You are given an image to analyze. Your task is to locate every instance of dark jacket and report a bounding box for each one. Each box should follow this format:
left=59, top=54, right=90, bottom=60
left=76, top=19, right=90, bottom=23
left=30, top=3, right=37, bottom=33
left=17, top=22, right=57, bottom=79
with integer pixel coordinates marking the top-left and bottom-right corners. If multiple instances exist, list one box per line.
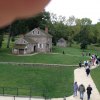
left=86, top=68, right=90, bottom=75
left=79, top=62, right=82, bottom=67
left=87, top=86, right=92, bottom=94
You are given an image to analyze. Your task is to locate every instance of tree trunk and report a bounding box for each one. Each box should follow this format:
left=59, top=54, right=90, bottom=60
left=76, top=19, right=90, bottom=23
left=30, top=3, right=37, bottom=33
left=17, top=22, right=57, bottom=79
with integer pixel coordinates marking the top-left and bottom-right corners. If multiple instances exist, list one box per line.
left=7, top=25, right=12, bottom=48
left=7, top=33, right=11, bottom=48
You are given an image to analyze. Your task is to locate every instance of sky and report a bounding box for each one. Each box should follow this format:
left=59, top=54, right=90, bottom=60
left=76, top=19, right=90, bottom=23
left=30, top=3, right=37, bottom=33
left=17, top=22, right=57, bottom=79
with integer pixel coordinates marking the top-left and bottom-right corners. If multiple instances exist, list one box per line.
left=45, top=0, right=100, bottom=24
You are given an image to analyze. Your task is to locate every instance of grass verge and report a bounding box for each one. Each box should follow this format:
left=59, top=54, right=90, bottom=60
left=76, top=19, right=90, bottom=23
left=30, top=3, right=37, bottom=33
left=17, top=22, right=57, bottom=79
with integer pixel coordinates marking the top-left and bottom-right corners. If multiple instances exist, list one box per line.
left=0, top=64, right=75, bottom=98
left=91, top=67, right=100, bottom=92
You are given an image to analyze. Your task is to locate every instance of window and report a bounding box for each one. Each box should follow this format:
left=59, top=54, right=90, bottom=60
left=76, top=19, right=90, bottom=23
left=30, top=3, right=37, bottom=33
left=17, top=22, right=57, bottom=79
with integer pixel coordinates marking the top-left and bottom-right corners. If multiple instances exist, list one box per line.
left=42, top=44, right=43, bottom=48
left=38, top=31, right=39, bottom=34
left=38, top=44, right=43, bottom=48
left=40, top=44, right=41, bottom=48
left=38, top=44, right=40, bottom=48
left=46, top=44, right=49, bottom=48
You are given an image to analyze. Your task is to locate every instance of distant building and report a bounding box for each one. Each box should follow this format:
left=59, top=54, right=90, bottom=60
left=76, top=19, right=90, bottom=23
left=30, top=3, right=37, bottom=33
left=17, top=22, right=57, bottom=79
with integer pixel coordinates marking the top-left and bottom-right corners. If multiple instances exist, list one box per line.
left=56, top=38, right=67, bottom=47
left=12, top=27, right=52, bottom=55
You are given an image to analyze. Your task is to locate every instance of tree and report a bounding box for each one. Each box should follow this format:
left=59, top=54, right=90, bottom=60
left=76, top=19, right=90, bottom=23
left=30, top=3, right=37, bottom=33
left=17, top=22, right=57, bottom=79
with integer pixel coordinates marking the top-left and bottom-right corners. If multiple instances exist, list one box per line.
left=74, top=18, right=94, bottom=49
left=25, top=11, right=51, bottom=31
left=94, top=22, right=100, bottom=45
left=6, top=19, right=28, bottom=48
left=0, top=32, right=3, bottom=48
left=81, top=18, right=92, bottom=26
left=80, top=40, right=88, bottom=50
left=66, top=16, right=76, bottom=46
left=66, top=16, right=75, bottom=26
left=0, top=26, right=8, bottom=48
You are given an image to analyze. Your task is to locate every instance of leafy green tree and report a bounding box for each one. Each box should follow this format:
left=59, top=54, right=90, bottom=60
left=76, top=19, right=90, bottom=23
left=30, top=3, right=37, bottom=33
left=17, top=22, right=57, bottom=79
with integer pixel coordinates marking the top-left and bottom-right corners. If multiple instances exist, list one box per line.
left=25, top=11, right=51, bottom=31
left=0, top=26, right=8, bottom=48
left=81, top=18, right=92, bottom=25
left=67, top=16, right=75, bottom=26
left=0, top=33, right=3, bottom=48
left=94, top=22, right=100, bottom=45
left=80, top=40, right=88, bottom=50
left=74, top=18, right=94, bottom=49
left=66, top=16, right=76, bottom=46
left=7, top=19, right=28, bottom=48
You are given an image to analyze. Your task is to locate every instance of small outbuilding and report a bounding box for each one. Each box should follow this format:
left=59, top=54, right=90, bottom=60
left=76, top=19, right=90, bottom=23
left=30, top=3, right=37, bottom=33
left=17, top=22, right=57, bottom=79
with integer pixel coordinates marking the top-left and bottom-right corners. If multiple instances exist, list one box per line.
left=56, top=38, right=67, bottom=47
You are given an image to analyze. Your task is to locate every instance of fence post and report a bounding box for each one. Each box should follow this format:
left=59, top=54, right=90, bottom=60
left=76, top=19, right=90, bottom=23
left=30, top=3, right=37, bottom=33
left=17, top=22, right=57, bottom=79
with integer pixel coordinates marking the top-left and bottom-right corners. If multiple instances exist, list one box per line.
left=29, top=88, right=32, bottom=100
left=14, top=96, right=15, bottom=100
left=63, top=97, right=66, bottom=100
left=16, top=88, right=18, bottom=96
left=2, top=87, right=4, bottom=96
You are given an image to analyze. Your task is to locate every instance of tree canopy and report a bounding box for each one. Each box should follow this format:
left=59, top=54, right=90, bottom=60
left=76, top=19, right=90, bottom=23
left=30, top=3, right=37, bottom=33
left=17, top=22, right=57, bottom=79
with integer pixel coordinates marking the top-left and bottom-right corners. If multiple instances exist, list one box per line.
left=0, top=11, right=100, bottom=49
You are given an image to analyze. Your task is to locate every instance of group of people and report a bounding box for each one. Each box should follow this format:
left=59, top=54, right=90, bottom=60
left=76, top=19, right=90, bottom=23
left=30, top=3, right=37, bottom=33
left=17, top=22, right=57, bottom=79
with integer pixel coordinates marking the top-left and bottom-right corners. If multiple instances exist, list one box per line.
left=73, top=82, right=92, bottom=100
left=79, top=60, right=91, bottom=76
left=79, top=52, right=100, bottom=77
left=90, top=54, right=100, bottom=65
left=82, top=52, right=100, bottom=66
left=76, top=52, right=98, bottom=100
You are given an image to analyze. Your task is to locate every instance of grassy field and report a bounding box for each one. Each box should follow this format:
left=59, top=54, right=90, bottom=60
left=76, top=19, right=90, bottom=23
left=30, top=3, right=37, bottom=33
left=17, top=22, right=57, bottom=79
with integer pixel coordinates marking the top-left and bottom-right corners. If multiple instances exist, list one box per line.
left=1, top=36, right=100, bottom=65
left=0, top=37, right=100, bottom=97
left=0, top=47, right=90, bottom=65
left=0, top=64, right=75, bottom=98
left=91, top=67, right=100, bottom=92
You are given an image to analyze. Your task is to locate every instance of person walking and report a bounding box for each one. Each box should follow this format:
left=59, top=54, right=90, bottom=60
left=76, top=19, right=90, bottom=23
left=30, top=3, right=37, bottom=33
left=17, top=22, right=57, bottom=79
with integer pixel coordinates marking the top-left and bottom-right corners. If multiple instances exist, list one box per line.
left=88, top=52, right=91, bottom=56
left=78, top=84, right=85, bottom=100
left=62, top=51, right=65, bottom=54
left=73, top=82, right=78, bottom=97
left=86, top=67, right=90, bottom=76
left=87, top=85, right=92, bottom=100
left=79, top=61, right=82, bottom=68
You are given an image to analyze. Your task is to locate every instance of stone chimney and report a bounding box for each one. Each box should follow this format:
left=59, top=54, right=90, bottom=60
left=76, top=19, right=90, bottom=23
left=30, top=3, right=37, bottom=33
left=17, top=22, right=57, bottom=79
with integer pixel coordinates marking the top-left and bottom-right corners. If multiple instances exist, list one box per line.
left=45, top=27, right=48, bottom=33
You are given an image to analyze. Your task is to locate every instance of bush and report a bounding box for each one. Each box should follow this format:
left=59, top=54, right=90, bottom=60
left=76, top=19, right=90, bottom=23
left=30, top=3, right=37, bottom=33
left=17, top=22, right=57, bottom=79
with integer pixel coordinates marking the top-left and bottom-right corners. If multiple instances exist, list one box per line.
left=80, top=40, right=88, bottom=49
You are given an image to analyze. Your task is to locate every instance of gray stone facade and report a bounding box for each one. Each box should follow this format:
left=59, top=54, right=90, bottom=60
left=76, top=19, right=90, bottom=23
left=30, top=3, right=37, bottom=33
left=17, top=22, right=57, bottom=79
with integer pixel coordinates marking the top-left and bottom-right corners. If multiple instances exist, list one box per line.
left=12, top=28, right=52, bottom=55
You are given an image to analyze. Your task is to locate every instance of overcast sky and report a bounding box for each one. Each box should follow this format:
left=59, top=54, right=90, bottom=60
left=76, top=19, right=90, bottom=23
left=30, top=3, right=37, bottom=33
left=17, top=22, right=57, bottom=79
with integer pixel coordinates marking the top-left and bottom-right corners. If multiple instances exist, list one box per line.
left=45, top=0, right=100, bottom=24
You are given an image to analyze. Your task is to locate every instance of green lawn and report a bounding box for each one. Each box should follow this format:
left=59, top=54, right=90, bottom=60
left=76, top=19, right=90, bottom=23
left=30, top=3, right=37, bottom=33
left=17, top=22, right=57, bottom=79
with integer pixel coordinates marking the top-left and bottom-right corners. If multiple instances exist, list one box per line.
left=0, top=64, right=74, bottom=98
left=0, top=47, right=89, bottom=65
left=53, top=46, right=100, bottom=56
left=1, top=39, right=100, bottom=97
left=1, top=39, right=100, bottom=65
left=91, top=67, right=100, bottom=92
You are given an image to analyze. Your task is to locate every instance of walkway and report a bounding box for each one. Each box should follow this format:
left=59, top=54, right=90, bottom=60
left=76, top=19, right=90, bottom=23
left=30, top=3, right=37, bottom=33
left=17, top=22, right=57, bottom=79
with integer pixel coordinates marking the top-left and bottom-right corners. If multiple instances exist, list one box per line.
left=0, top=62, right=78, bottom=67
left=52, top=65, right=100, bottom=100
left=0, top=65, right=100, bottom=100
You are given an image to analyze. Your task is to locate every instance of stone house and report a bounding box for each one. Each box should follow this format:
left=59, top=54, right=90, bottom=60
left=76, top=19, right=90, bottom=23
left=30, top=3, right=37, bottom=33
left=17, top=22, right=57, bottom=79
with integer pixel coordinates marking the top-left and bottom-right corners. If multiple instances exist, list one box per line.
left=56, top=38, right=67, bottom=47
left=12, top=27, right=52, bottom=55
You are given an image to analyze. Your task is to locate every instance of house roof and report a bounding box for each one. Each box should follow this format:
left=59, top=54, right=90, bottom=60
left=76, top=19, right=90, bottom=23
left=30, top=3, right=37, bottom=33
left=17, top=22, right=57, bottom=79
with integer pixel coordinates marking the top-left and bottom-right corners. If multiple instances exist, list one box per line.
left=25, top=28, right=52, bottom=38
left=15, top=37, right=37, bottom=45
left=24, top=37, right=37, bottom=44
left=58, top=38, right=66, bottom=42
left=15, top=38, right=28, bottom=44
left=39, top=28, right=52, bottom=37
